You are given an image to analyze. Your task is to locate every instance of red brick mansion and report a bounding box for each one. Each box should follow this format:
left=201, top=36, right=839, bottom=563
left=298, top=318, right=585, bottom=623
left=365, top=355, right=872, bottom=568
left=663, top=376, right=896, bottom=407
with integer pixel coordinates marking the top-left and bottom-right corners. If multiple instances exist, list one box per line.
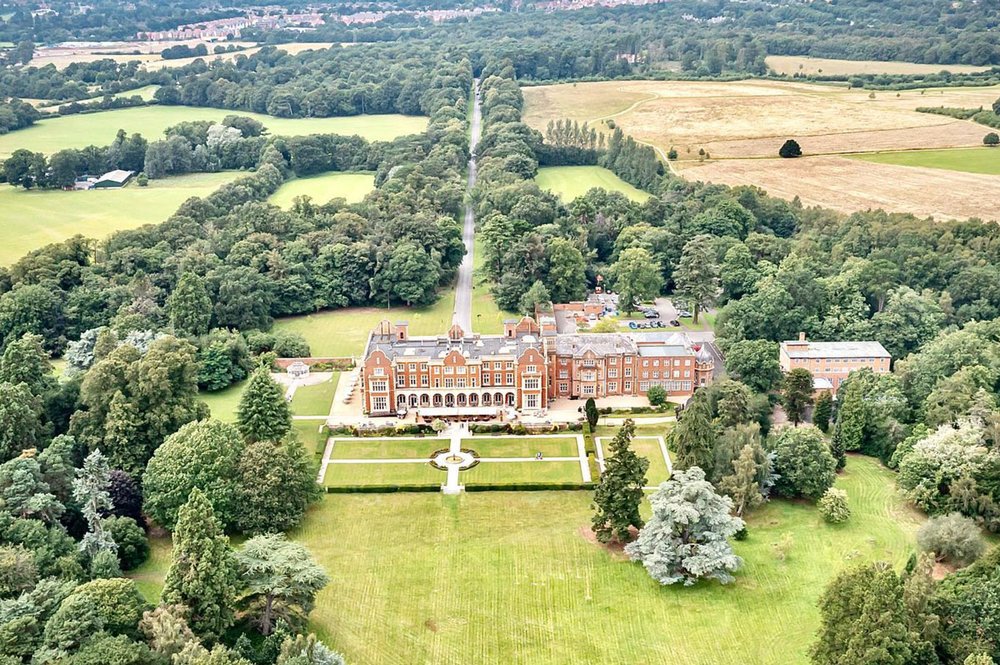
left=361, top=317, right=714, bottom=418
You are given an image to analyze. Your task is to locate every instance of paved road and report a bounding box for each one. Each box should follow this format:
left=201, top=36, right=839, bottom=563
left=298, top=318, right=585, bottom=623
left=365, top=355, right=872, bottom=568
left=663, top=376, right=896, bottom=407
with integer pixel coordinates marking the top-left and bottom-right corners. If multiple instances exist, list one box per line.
left=452, top=79, right=481, bottom=333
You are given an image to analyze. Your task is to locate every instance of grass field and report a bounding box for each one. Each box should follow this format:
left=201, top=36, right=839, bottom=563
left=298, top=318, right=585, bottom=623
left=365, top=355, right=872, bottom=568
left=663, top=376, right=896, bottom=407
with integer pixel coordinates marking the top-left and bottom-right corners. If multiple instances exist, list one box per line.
left=0, top=106, right=428, bottom=156
left=462, top=460, right=585, bottom=485
left=282, top=455, right=922, bottom=664
left=523, top=79, right=1000, bottom=219
left=471, top=237, right=516, bottom=335
left=766, top=55, right=994, bottom=76
left=329, top=438, right=447, bottom=460
left=290, top=375, right=340, bottom=417
left=268, top=172, right=375, bottom=208
left=462, top=436, right=580, bottom=458
left=535, top=166, right=650, bottom=203
left=0, top=171, right=240, bottom=265
left=851, top=147, right=1000, bottom=175
left=685, top=155, right=1000, bottom=222
left=198, top=378, right=248, bottom=422
left=322, top=461, right=444, bottom=487
left=272, top=291, right=456, bottom=358
left=598, top=436, right=672, bottom=485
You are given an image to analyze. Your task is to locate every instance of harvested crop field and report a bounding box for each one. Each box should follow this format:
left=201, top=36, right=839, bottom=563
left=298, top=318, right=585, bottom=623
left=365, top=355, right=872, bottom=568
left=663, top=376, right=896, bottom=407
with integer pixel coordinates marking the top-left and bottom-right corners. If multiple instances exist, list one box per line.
left=683, top=156, right=1000, bottom=222
left=765, top=55, right=995, bottom=76
left=522, top=80, right=1000, bottom=159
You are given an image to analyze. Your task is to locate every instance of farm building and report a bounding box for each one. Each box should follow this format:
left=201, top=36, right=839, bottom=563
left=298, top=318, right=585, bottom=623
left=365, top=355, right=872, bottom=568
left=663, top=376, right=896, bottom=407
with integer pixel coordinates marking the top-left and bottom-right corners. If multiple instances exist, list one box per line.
left=93, top=170, right=135, bottom=188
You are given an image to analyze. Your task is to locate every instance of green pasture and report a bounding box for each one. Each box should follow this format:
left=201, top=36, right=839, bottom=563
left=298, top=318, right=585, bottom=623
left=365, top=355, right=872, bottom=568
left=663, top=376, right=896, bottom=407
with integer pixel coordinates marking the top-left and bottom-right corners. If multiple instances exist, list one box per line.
left=290, top=374, right=340, bottom=417
left=328, top=438, right=447, bottom=460
left=462, top=436, right=580, bottom=458
left=268, top=172, right=375, bottom=208
left=461, top=460, right=585, bottom=485
left=851, top=147, right=1000, bottom=175
left=0, top=171, right=240, bottom=265
left=535, top=165, right=651, bottom=204
left=0, top=106, right=428, bottom=155
left=322, top=461, right=444, bottom=487
left=272, top=290, right=456, bottom=358
left=129, top=456, right=921, bottom=663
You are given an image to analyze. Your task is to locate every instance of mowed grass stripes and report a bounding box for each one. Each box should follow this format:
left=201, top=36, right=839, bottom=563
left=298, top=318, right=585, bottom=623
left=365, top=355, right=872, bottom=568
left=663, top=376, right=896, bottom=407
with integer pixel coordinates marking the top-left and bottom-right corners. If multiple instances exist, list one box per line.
left=288, top=455, right=919, bottom=664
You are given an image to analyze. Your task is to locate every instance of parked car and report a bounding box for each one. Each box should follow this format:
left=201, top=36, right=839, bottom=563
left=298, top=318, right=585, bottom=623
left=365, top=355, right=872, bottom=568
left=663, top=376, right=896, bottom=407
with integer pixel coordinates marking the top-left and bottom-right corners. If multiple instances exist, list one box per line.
left=677, top=310, right=692, bottom=318
left=643, top=310, right=660, bottom=319
left=669, top=319, right=681, bottom=327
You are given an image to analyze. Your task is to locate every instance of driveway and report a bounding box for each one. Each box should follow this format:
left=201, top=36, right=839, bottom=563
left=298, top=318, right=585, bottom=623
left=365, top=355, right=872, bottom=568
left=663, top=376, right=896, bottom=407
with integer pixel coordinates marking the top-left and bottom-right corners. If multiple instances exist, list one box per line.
left=452, top=79, right=481, bottom=333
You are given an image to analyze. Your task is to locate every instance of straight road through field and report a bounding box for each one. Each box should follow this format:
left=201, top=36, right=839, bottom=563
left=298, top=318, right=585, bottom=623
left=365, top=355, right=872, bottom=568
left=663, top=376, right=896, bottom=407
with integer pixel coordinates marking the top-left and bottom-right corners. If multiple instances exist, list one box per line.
left=453, top=79, right=481, bottom=333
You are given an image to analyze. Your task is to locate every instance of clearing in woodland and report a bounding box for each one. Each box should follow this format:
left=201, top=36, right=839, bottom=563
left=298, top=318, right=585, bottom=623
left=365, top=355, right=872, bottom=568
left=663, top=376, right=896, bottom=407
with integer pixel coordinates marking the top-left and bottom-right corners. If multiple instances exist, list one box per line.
left=268, top=172, right=375, bottom=208
left=535, top=165, right=650, bottom=203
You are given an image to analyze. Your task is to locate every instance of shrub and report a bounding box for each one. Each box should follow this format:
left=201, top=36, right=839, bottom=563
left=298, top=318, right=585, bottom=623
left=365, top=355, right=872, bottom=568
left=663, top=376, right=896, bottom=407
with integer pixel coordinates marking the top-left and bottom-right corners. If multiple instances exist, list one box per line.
left=771, top=425, right=837, bottom=500
left=778, top=139, right=802, bottom=158
left=917, top=513, right=986, bottom=567
left=646, top=385, right=667, bottom=407
left=105, top=516, right=149, bottom=570
left=818, top=488, right=851, bottom=524
left=272, top=331, right=310, bottom=358
left=985, top=132, right=1000, bottom=146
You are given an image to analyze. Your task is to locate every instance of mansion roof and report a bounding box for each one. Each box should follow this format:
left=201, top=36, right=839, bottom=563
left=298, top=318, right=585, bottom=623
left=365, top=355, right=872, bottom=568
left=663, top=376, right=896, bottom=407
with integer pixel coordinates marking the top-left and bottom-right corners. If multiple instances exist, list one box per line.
left=366, top=332, right=541, bottom=362
left=781, top=340, right=890, bottom=359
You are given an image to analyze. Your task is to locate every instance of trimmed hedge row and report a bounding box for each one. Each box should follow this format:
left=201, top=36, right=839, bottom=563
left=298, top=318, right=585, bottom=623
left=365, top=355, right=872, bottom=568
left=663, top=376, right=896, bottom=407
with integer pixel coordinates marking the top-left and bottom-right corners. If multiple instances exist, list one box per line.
left=325, top=484, right=441, bottom=493
left=325, top=482, right=598, bottom=493
left=327, top=424, right=435, bottom=437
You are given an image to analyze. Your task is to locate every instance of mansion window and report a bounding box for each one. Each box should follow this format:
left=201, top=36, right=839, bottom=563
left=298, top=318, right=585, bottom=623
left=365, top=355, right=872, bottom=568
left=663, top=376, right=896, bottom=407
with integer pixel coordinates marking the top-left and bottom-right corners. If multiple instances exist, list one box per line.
left=582, top=385, right=595, bottom=396
left=483, top=375, right=491, bottom=386
left=558, top=382, right=569, bottom=393
left=624, top=367, right=633, bottom=377
left=624, top=381, right=632, bottom=392
left=525, top=394, right=539, bottom=409
left=639, top=381, right=649, bottom=392
left=396, top=376, right=406, bottom=387
left=409, top=377, right=417, bottom=387
left=370, top=380, right=388, bottom=392
left=470, top=378, right=477, bottom=387
left=457, top=366, right=467, bottom=374
left=372, top=396, right=388, bottom=412
left=373, top=367, right=385, bottom=376
left=559, top=370, right=569, bottom=379
left=608, top=369, right=618, bottom=378
left=421, top=376, right=428, bottom=387
left=444, top=378, right=454, bottom=388
left=642, top=360, right=649, bottom=367
left=583, top=359, right=595, bottom=367
left=684, top=371, right=691, bottom=378
left=434, top=379, right=441, bottom=388
left=685, top=359, right=691, bottom=366
left=457, top=379, right=466, bottom=388
left=445, top=367, right=454, bottom=374
left=526, top=365, right=538, bottom=373
left=673, top=370, right=680, bottom=378
left=505, top=362, right=514, bottom=369
left=505, top=373, right=514, bottom=384
left=608, top=382, right=618, bottom=393
left=652, top=372, right=660, bottom=379
left=625, top=357, right=633, bottom=364
left=582, top=371, right=596, bottom=382
left=523, top=378, right=540, bottom=390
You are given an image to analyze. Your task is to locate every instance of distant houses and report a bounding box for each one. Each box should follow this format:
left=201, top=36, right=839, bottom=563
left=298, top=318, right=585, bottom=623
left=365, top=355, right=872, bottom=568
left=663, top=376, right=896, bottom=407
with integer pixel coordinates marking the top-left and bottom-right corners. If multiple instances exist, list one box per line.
left=73, top=169, right=135, bottom=190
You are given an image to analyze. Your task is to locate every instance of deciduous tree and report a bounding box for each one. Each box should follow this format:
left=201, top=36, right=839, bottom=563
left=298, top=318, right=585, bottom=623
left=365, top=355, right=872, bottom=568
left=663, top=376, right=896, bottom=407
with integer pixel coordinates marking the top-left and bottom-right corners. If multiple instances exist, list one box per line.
left=610, top=247, right=663, bottom=315
left=771, top=425, right=836, bottom=501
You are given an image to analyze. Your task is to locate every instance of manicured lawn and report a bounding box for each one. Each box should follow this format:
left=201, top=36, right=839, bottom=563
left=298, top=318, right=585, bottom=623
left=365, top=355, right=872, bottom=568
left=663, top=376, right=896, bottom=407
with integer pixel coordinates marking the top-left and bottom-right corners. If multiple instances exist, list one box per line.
left=461, top=460, right=585, bottom=485
left=287, top=455, right=920, bottom=664
left=599, top=436, right=672, bottom=485
left=129, top=532, right=172, bottom=603
left=462, top=436, right=580, bottom=458
left=293, top=420, right=327, bottom=455
left=198, top=378, right=248, bottom=422
left=329, top=438, right=447, bottom=460
left=290, top=374, right=339, bottom=417
left=268, top=172, right=375, bottom=208
left=0, top=171, right=240, bottom=265
left=851, top=147, right=1000, bottom=175
left=271, top=291, right=456, bottom=358
left=471, top=236, right=516, bottom=334
left=0, top=107, right=428, bottom=155
left=535, top=165, right=651, bottom=203
left=322, top=461, right=445, bottom=487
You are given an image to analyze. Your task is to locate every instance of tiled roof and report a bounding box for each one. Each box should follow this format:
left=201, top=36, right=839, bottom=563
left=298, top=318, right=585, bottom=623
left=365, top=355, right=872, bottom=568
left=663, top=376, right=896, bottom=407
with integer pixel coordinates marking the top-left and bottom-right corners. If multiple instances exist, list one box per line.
left=366, top=331, right=540, bottom=362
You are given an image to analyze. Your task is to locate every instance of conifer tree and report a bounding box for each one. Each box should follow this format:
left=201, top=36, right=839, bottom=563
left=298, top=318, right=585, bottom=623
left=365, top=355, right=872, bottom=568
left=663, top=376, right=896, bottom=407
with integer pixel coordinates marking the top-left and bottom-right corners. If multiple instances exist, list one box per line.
left=168, top=272, right=212, bottom=336
left=813, top=390, right=833, bottom=433
left=591, top=420, right=649, bottom=544
left=671, top=390, right=716, bottom=472
left=584, top=397, right=599, bottom=431
left=833, top=379, right=866, bottom=463
left=162, top=489, right=237, bottom=641
left=73, top=449, right=116, bottom=559
left=237, top=367, right=292, bottom=443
